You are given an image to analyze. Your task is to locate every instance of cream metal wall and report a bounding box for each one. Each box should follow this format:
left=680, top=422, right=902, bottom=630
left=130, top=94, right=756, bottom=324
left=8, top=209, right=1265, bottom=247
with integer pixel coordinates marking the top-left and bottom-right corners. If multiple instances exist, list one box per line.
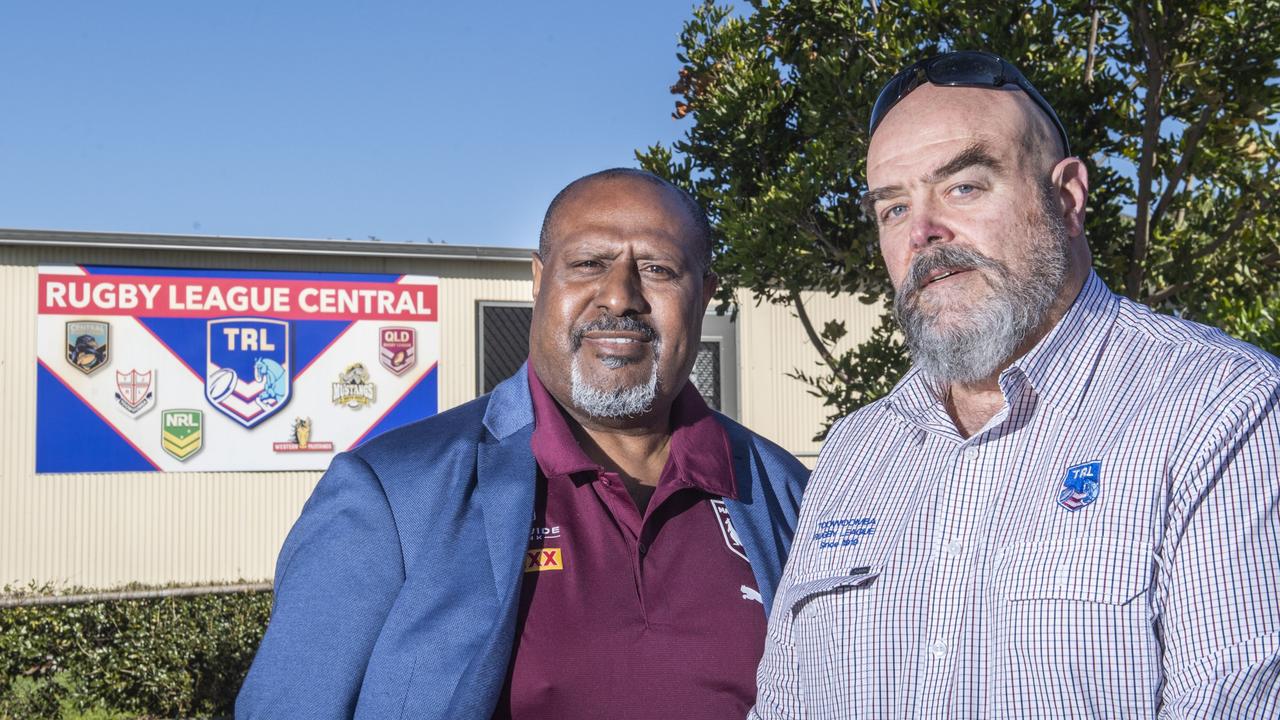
left=1, top=239, right=880, bottom=589
left=734, top=291, right=883, bottom=463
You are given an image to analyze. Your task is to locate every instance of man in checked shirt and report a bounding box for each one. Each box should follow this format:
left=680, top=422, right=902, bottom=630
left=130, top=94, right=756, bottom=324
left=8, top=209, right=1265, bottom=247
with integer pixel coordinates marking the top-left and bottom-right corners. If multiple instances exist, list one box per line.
left=752, top=51, right=1280, bottom=718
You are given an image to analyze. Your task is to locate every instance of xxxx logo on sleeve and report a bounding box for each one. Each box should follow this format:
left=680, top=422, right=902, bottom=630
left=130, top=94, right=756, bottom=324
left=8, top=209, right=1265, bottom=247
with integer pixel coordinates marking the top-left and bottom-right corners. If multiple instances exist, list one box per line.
left=524, top=548, right=564, bottom=573
left=161, top=409, right=203, bottom=461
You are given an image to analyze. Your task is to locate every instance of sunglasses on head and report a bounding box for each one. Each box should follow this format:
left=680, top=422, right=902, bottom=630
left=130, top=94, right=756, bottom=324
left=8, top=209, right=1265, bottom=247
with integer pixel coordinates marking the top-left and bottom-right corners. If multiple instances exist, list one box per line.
left=868, top=51, right=1071, bottom=157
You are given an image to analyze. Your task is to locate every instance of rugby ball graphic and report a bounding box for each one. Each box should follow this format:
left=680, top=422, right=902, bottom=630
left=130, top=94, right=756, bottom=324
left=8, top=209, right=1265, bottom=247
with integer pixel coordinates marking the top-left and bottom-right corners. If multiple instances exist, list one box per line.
left=208, top=368, right=238, bottom=402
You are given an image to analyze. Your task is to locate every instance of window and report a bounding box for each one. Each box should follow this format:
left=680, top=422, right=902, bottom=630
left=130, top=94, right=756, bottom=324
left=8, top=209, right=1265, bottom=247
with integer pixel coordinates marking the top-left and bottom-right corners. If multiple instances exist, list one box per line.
left=478, top=302, right=533, bottom=393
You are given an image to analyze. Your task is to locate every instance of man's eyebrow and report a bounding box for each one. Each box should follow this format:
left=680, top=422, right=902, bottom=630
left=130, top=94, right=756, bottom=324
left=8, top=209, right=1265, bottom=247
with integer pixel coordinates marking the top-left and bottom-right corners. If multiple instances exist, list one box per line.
left=926, top=143, right=1003, bottom=183
left=859, top=185, right=903, bottom=217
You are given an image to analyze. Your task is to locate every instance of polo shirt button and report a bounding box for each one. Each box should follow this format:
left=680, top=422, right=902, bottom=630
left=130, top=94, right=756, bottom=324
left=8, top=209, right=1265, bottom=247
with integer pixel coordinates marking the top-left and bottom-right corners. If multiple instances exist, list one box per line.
left=601, top=478, right=611, bottom=486
left=638, top=542, right=648, bottom=555
left=928, top=640, right=948, bottom=659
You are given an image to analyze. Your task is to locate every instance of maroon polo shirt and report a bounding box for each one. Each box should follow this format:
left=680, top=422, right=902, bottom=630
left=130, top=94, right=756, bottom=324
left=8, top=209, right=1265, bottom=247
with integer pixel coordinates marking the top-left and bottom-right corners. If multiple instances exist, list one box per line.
left=491, top=368, right=767, bottom=719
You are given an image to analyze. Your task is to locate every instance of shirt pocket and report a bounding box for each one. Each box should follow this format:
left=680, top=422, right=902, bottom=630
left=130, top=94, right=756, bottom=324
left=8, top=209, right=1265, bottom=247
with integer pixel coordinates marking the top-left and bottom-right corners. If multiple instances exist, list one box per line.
left=989, top=538, right=1159, bottom=717
left=782, top=566, right=884, bottom=696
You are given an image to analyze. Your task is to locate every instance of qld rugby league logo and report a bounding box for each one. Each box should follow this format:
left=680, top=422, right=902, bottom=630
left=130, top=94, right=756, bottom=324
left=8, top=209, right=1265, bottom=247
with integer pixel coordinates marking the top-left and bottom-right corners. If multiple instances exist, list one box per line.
left=710, top=499, right=748, bottom=562
left=379, top=326, right=416, bottom=376
left=204, top=318, right=291, bottom=428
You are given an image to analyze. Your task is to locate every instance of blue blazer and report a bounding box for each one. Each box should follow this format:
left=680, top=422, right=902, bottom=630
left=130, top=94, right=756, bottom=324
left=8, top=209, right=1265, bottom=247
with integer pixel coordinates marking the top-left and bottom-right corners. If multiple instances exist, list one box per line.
left=237, top=365, right=808, bottom=719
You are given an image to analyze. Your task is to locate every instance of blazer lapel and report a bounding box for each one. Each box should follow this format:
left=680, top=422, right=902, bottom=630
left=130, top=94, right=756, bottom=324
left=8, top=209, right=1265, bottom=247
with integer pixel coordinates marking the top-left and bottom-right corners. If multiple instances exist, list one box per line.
left=476, top=364, right=537, bottom=628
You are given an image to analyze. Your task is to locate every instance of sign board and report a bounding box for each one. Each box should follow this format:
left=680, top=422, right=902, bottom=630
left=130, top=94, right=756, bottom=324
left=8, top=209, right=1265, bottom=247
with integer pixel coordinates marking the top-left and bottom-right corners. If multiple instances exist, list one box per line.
left=35, top=264, right=439, bottom=473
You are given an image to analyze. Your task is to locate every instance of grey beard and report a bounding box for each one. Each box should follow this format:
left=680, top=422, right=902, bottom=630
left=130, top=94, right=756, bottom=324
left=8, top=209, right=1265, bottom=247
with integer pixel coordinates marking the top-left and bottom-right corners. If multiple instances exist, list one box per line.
left=570, top=352, right=660, bottom=418
left=894, top=207, right=1070, bottom=385
left=568, top=314, right=661, bottom=419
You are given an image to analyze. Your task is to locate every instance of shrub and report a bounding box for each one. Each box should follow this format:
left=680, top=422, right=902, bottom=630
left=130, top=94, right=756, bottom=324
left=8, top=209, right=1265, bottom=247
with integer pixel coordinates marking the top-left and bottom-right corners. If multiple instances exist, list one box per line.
left=0, top=585, right=272, bottom=719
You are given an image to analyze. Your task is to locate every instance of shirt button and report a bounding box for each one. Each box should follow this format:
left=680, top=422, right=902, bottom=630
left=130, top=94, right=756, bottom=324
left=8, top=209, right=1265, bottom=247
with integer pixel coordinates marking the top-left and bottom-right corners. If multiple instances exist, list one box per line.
left=601, top=478, right=611, bottom=486
left=962, top=446, right=979, bottom=461
left=943, top=539, right=964, bottom=558
left=637, top=542, right=648, bottom=555
left=928, top=640, right=948, bottom=659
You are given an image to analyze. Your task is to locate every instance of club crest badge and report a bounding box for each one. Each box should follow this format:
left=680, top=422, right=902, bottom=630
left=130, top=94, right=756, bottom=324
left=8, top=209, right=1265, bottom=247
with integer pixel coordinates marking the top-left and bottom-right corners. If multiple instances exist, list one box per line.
left=205, top=318, right=291, bottom=428
left=272, top=417, right=335, bottom=453
left=114, top=369, right=156, bottom=417
left=161, top=409, right=203, bottom=461
left=65, top=321, right=110, bottom=375
left=1058, top=460, right=1101, bottom=511
left=379, top=326, right=416, bottom=376
left=332, top=362, right=376, bottom=409
left=710, top=498, right=748, bottom=561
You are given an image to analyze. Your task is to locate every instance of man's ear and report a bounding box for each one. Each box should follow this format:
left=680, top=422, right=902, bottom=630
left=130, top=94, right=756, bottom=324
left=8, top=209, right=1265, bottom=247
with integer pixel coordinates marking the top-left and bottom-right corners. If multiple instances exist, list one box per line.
left=531, top=251, right=544, bottom=302
left=1051, top=157, right=1089, bottom=239
left=701, top=271, right=719, bottom=311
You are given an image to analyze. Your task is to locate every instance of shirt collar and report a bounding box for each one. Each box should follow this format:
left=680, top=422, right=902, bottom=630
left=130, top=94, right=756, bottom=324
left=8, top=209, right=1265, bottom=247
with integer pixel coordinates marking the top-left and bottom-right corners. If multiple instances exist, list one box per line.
left=887, top=270, right=1119, bottom=426
left=527, top=366, right=737, bottom=499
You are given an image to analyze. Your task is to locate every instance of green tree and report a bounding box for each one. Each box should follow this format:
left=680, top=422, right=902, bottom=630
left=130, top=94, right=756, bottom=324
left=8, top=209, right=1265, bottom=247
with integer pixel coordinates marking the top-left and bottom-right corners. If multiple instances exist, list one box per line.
left=638, top=0, right=1280, bottom=438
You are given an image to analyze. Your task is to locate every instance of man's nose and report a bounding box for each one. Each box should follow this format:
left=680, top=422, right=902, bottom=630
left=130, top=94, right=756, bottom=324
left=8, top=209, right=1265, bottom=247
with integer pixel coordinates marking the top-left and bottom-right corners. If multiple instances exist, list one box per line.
left=596, top=262, right=650, bottom=316
left=908, top=205, right=955, bottom=251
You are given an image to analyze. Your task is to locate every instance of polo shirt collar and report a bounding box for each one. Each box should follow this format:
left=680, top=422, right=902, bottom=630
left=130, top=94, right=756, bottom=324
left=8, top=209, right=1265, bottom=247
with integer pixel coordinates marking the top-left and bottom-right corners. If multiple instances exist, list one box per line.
left=527, top=366, right=737, bottom=499
left=887, top=269, right=1120, bottom=427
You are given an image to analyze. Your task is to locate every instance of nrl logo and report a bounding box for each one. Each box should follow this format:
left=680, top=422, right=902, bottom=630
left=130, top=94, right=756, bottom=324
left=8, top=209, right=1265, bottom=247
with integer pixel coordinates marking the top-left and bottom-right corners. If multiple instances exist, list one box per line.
left=161, top=409, right=203, bottom=461
left=65, top=320, right=110, bottom=375
left=205, top=318, right=291, bottom=428
left=379, top=326, right=416, bottom=376
left=114, top=369, right=156, bottom=417
left=332, top=362, right=376, bottom=409
left=273, top=417, right=335, bottom=453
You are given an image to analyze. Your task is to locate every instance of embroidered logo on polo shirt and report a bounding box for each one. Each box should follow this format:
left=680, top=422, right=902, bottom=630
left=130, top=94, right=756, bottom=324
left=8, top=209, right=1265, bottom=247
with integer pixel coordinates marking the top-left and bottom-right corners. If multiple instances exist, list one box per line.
left=710, top=499, right=748, bottom=562
left=524, top=548, right=564, bottom=572
left=1058, top=460, right=1102, bottom=511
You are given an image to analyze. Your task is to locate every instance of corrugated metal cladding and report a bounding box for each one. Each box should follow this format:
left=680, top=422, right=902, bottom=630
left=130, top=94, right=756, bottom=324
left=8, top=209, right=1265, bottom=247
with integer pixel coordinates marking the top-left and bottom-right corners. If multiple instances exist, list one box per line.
left=1, top=239, right=879, bottom=590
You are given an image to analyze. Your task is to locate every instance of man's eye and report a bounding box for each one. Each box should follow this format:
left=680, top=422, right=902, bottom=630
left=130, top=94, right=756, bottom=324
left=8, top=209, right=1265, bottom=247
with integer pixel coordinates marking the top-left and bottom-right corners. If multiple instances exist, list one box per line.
left=643, top=265, right=674, bottom=276
left=951, top=183, right=977, bottom=196
left=881, top=204, right=908, bottom=221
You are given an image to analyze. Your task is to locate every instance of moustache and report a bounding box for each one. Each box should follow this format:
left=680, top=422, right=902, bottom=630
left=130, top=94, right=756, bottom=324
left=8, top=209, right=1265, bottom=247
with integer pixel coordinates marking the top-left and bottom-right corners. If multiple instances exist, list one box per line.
left=900, top=245, right=1006, bottom=302
left=569, top=314, right=658, bottom=351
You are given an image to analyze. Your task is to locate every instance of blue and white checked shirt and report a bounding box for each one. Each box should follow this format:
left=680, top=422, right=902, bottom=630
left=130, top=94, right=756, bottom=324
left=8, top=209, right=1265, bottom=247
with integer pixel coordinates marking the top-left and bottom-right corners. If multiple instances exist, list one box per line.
left=752, top=271, right=1280, bottom=718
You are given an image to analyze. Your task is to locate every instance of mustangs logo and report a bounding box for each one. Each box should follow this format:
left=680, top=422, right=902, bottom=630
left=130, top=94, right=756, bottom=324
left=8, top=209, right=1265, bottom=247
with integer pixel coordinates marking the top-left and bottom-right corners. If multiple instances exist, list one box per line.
left=379, top=326, right=416, bottom=376
left=65, top=321, right=110, bottom=375
left=1058, top=460, right=1102, bottom=511
left=114, top=369, right=155, bottom=417
left=710, top=499, right=748, bottom=562
left=205, top=318, right=291, bottom=428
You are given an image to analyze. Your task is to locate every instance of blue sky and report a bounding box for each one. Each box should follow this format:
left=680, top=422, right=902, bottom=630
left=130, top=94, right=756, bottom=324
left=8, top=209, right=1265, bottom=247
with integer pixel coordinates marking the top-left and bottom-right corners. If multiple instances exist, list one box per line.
left=0, top=2, right=704, bottom=248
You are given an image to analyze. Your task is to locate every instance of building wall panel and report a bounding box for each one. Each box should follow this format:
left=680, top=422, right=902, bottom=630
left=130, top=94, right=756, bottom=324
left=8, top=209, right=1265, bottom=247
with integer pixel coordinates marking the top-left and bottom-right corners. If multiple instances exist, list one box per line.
left=734, top=290, right=884, bottom=464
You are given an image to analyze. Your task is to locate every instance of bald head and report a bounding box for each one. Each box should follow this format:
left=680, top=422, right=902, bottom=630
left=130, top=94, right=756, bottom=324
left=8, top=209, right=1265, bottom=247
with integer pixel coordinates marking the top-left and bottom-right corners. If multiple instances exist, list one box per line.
left=539, top=168, right=713, bottom=273
left=868, top=83, right=1062, bottom=185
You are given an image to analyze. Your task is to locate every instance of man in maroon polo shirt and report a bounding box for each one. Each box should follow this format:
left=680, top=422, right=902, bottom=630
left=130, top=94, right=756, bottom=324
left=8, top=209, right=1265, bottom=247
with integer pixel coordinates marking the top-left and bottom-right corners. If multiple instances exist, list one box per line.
left=238, top=168, right=806, bottom=720
left=494, top=168, right=800, bottom=718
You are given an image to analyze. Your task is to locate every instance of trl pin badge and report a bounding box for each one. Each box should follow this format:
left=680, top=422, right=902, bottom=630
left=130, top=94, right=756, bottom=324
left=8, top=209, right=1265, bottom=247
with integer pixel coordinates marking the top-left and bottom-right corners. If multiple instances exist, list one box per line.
left=1058, top=460, right=1101, bottom=511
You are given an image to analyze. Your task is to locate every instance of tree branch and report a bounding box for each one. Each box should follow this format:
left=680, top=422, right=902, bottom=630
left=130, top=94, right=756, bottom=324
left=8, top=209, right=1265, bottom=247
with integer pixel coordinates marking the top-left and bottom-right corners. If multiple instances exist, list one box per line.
left=1143, top=191, right=1272, bottom=306
left=1149, top=100, right=1220, bottom=232
left=788, top=287, right=854, bottom=385
left=1084, top=7, right=1100, bottom=86
left=1126, top=1, right=1166, bottom=299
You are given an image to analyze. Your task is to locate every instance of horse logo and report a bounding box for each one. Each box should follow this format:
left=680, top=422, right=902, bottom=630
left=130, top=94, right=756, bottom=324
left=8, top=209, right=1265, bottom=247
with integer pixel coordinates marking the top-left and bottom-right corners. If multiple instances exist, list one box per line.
left=205, top=318, right=291, bottom=428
